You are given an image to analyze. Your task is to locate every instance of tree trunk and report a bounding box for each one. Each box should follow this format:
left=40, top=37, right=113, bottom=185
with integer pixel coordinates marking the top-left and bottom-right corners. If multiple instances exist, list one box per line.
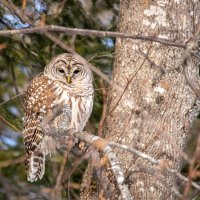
left=105, top=1, right=200, bottom=199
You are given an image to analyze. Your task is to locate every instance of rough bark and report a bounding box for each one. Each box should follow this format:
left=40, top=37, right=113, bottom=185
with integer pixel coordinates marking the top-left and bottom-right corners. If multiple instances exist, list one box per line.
left=104, top=1, right=200, bottom=199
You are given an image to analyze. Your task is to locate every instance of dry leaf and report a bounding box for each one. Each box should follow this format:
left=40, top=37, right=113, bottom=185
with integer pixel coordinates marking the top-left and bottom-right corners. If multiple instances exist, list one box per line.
left=22, top=0, right=27, bottom=11
left=0, top=43, right=7, bottom=50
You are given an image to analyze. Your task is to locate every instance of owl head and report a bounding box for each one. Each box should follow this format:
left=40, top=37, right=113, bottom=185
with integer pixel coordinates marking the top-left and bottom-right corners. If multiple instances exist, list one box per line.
left=44, top=53, right=93, bottom=86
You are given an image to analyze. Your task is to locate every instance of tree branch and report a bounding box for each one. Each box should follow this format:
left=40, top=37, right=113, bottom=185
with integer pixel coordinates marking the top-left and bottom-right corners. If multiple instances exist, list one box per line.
left=0, top=25, right=186, bottom=48
left=98, top=79, right=108, bottom=137
left=44, top=124, right=200, bottom=198
left=109, top=141, right=200, bottom=192
left=0, top=156, right=25, bottom=168
left=0, top=93, right=23, bottom=106
left=51, top=150, right=68, bottom=199
left=45, top=127, right=133, bottom=200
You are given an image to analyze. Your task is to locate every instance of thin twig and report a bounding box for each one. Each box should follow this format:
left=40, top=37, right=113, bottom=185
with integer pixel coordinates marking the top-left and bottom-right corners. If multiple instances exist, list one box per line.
left=0, top=93, right=23, bottom=106
left=87, top=52, right=115, bottom=62
left=94, top=87, right=109, bottom=91
left=0, top=115, right=21, bottom=133
left=98, top=79, right=108, bottom=137
left=104, top=47, right=150, bottom=122
left=109, top=141, right=158, bottom=164
left=51, top=150, right=68, bottom=199
left=0, top=155, right=25, bottom=168
left=10, top=65, right=24, bottom=108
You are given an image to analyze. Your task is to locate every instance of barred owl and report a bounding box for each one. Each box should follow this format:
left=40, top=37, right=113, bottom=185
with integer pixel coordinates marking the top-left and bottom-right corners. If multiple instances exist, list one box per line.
left=23, top=53, right=94, bottom=182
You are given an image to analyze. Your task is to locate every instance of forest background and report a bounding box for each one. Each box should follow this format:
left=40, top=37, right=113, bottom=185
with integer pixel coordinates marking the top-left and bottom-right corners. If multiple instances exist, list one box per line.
left=0, top=0, right=200, bottom=200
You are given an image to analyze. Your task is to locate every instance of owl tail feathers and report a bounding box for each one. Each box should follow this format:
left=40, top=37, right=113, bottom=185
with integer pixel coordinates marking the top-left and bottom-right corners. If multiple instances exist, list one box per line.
left=26, top=151, right=45, bottom=182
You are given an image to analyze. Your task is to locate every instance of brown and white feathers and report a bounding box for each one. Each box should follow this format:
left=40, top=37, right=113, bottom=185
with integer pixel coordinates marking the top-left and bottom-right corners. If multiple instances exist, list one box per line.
left=23, top=53, right=94, bottom=182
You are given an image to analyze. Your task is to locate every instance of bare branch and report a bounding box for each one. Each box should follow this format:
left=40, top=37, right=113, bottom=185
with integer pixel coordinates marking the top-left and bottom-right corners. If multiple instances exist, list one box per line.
left=45, top=123, right=200, bottom=198
left=51, top=150, right=68, bottom=199
left=0, top=25, right=186, bottom=48
left=0, top=156, right=25, bottom=168
left=98, top=79, right=108, bottom=137
left=109, top=141, right=158, bottom=165
left=109, top=141, right=200, bottom=191
left=0, top=93, right=23, bottom=106
left=46, top=128, right=133, bottom=200
left=0, top=115, right=21, bottom=133
left=10, top=65, right=24, bottom=109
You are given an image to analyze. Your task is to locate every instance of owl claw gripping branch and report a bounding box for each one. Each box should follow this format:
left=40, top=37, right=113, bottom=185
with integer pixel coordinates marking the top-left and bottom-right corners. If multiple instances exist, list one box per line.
left=23, top=53, right=94, bottom=182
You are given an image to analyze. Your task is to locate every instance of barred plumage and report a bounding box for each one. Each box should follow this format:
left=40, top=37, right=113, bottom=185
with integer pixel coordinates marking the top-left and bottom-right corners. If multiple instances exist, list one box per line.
left=23, top=53, right=94, bottom=182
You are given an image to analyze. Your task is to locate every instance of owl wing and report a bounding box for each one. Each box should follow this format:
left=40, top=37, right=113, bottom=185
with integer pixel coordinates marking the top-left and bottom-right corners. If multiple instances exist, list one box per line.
left=23, top=73, right=58, bottom=154
left=23, top=73, right=68, bottom=181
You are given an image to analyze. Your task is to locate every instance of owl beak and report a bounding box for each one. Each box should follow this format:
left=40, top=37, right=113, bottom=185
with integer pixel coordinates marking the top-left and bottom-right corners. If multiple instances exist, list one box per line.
left=67, top=75, right=71, bottom=84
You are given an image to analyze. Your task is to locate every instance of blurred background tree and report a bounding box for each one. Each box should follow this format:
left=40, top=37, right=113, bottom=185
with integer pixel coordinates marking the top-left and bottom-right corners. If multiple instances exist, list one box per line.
left=0, top=0, right=118, bottom=199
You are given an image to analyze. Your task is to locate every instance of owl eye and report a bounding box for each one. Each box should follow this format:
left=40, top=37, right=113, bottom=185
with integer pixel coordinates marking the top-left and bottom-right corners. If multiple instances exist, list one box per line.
left=74, top=69, right=80, bottom=74
left=58, top=69, right=65, bottom=74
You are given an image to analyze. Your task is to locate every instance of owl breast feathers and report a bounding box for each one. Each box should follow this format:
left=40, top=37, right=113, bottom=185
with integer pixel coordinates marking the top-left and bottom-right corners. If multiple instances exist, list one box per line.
left=23, top=53, right=94, bottom=182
